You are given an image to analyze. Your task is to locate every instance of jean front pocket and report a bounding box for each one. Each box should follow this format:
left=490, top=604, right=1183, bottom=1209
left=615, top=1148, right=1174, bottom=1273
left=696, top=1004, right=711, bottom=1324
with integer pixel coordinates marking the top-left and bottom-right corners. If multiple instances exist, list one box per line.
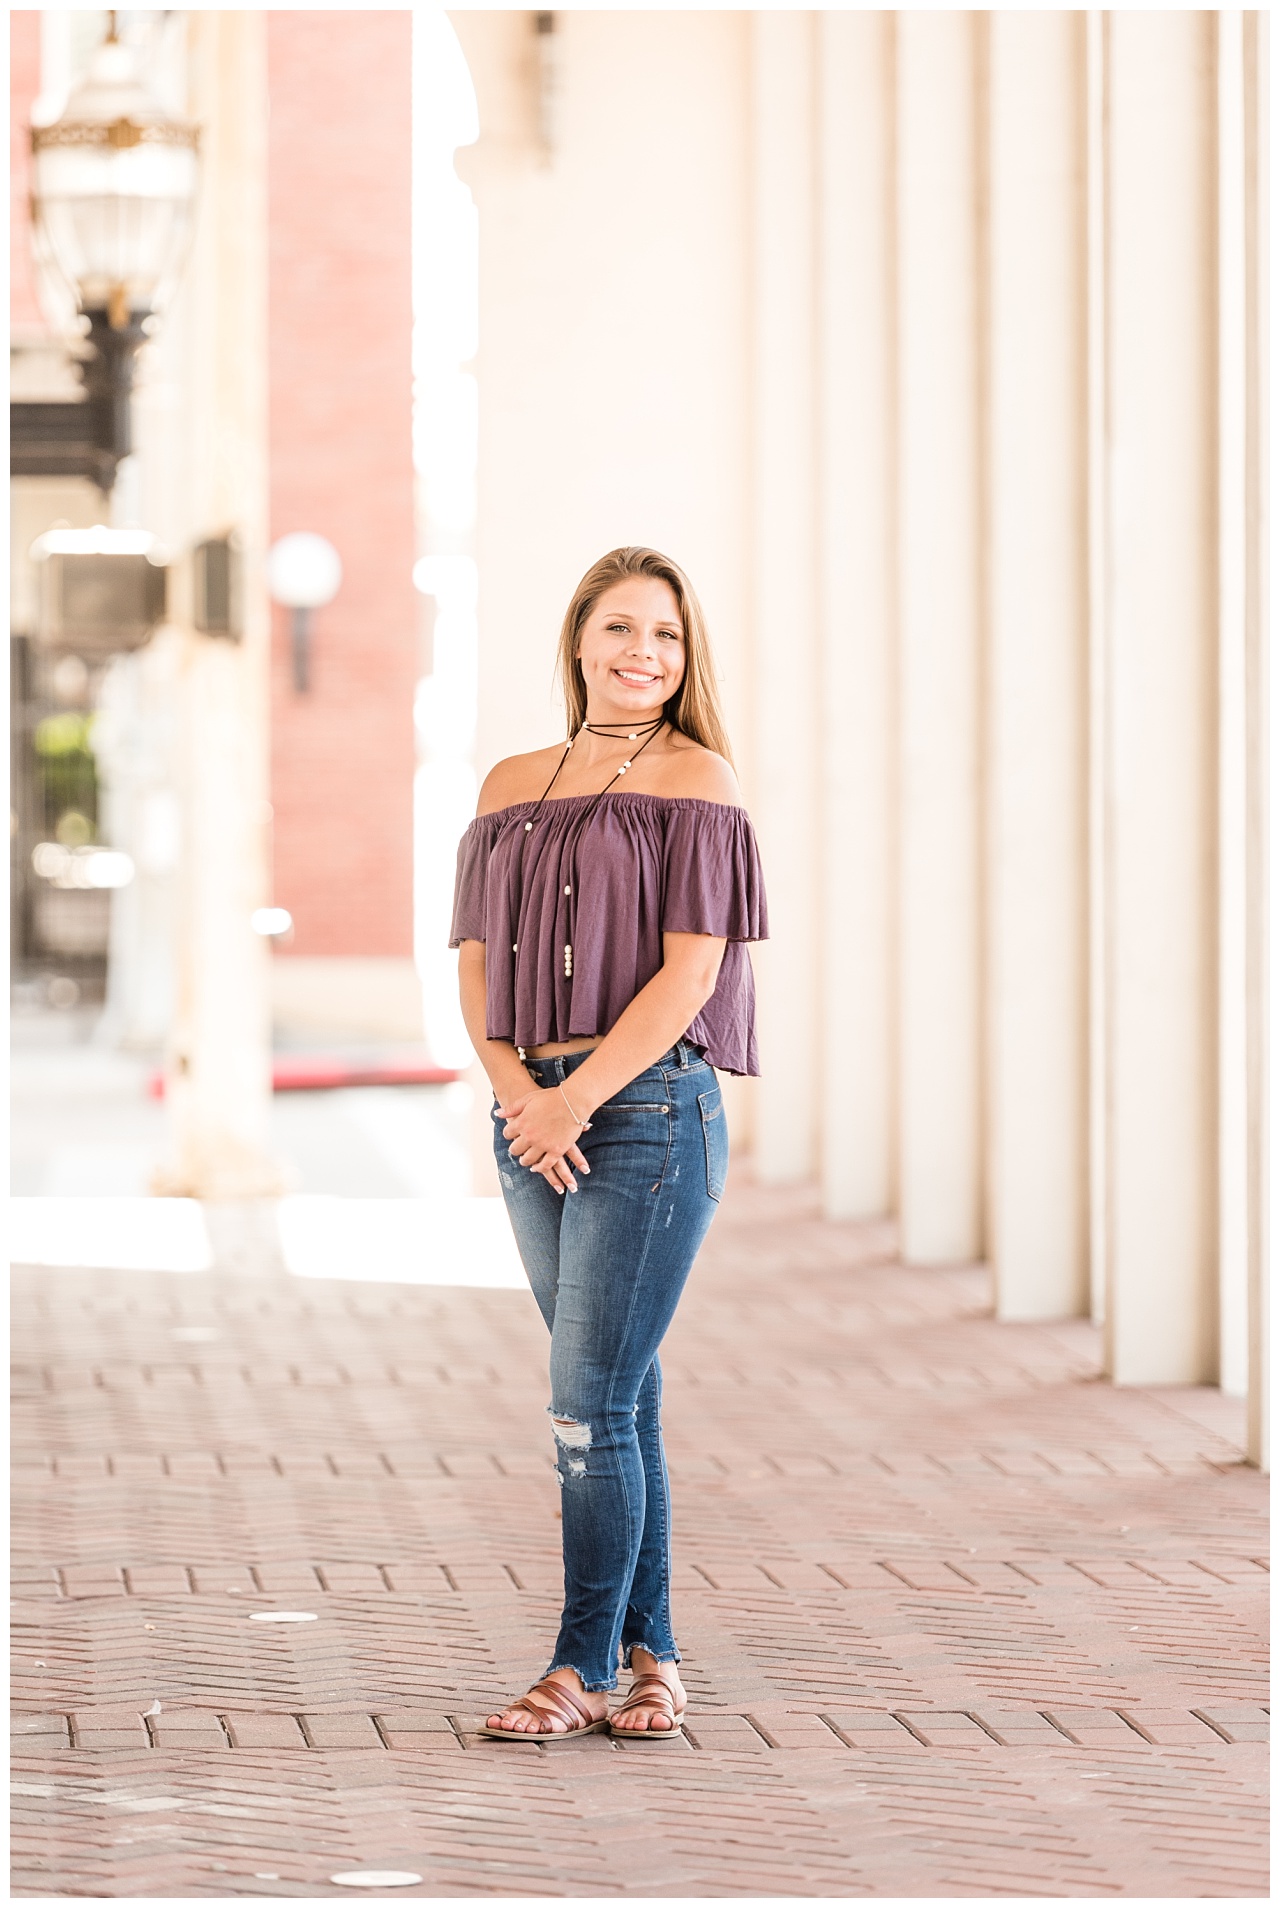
left=698, top=1086, right=727, bottom=1201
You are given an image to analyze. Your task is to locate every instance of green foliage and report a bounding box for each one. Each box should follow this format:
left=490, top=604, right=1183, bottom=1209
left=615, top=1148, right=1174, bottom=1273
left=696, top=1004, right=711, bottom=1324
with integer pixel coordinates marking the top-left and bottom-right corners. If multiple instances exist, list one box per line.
left=34, top=712, right=96, bottom=758
left=32, top=715, right=98, bottom=842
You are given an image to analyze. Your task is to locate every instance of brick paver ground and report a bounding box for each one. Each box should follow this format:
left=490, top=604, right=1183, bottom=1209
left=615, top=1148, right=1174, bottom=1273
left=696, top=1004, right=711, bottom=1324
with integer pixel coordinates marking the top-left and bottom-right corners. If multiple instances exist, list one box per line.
left=12, top=1176, right=1268, bottom=1897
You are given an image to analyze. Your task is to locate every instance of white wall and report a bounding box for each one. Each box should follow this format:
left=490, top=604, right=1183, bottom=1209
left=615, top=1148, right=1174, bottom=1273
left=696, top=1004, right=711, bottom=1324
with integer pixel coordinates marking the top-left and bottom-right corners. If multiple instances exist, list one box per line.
left=453, top=11, right=752, bottom=776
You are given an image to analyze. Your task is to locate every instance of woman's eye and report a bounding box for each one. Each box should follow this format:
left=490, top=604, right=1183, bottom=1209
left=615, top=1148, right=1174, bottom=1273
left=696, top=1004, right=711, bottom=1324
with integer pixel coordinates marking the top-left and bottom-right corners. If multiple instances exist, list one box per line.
left=603, top=621, right=681, bottom=640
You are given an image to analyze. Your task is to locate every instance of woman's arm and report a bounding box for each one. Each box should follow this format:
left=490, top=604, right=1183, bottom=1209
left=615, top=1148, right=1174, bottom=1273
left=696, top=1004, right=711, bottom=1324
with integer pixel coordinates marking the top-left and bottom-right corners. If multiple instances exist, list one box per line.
left=457, top=939, right=590, bottom=1193
left=497, top=931, right=726, bottom=1173
left=457, top=940, right=535, bottom=1107
left=558, top=932, right=725, bottom=1115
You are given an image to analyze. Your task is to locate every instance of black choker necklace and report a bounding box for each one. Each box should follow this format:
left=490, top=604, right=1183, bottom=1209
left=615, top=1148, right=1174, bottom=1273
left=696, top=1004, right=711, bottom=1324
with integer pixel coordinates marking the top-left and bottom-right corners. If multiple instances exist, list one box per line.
left=579, top=714, right=667, bottom=744
left=532, top=713, right=667, bottom=809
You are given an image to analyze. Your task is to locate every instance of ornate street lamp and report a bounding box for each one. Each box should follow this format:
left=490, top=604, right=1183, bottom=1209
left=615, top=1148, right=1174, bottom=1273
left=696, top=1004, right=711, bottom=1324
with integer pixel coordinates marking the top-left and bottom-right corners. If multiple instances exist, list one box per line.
left=11, top=18, right=200, bottom=492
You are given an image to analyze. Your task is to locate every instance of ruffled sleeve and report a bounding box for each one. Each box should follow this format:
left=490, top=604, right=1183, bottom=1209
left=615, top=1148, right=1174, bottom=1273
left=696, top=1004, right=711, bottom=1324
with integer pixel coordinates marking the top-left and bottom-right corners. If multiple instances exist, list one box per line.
left=448, top=813, right=500, bottom=946
left=660, top=803, right=768, bottom=943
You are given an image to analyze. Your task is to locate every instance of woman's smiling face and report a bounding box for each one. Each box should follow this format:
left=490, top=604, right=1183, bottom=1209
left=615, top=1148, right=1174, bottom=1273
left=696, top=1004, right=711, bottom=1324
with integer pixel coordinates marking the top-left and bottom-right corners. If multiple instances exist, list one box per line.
left=576, top=577, right=686, bottom=723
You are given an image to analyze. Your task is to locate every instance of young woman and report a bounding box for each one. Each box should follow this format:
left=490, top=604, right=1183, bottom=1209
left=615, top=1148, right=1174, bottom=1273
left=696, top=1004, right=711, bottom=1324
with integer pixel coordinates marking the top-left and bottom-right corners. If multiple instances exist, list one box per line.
left=450, top=546, right=767, bottom=1742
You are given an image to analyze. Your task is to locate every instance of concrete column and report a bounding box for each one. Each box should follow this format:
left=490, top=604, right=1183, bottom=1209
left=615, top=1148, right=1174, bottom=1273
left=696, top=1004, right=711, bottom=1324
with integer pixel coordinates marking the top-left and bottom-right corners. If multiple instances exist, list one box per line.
left=1218, top=11, right=1250, bottom=1396
left=894, top=14, right=983, bottom=1262
left=1085, top=9, right=1110, bottom=1329
left=750, top=11, right=820, bottom=1185
left=985, top=14, right=1089, bottom=1318
left=1103, top=13, right=1217, bottom=1384
left=1218, top=9, right=1270, bottom=1460
left=815, top=12, right=895, bottom=1222
left=1242, top=10, right=1269, bottom=1469
left=160, top=12, right=278, bottom=1198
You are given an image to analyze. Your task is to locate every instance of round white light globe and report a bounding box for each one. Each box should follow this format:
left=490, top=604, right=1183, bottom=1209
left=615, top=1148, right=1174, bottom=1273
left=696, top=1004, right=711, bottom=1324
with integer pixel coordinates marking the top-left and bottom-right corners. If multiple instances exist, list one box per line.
left=85, top=850, right=135, bottom=890
left=250, top=907, right=293, bottom=939
left=266, top=532, right=342, bottom=610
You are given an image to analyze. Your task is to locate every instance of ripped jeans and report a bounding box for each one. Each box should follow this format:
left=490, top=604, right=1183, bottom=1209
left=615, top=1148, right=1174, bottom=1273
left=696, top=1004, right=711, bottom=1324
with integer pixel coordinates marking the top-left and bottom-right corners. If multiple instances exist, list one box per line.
left=493, top=1040, right=727, bottom=1691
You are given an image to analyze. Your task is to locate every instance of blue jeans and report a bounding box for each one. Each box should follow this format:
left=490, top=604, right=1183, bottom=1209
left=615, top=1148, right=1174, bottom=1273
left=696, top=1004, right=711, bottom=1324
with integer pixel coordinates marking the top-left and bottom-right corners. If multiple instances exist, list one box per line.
left=493, top=1039, right=728, bottom=1691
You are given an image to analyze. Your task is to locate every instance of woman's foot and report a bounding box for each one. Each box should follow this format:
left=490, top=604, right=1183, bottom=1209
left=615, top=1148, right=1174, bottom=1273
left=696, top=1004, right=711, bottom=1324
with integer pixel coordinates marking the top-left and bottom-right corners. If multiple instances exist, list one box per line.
left=485, top=1667, right=607, bottom=1735
left=611, top=1649, right=686, bottom=1735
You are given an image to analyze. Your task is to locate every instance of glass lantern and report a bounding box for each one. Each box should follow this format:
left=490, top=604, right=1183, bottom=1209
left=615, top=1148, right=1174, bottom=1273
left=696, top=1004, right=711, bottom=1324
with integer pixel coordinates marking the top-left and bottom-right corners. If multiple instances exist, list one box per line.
left=30, top=30, right=199, bottom=330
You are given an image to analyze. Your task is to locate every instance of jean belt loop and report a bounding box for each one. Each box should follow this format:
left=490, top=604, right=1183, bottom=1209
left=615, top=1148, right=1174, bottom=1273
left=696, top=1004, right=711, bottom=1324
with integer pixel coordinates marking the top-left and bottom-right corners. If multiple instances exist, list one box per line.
left=675, top=1039, right=688, bottom=1070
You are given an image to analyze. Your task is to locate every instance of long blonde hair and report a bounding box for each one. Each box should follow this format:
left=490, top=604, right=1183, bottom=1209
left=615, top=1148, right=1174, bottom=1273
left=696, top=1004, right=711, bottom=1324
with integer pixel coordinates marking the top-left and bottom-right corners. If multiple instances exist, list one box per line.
left=555, top=546, right=734, bottom=764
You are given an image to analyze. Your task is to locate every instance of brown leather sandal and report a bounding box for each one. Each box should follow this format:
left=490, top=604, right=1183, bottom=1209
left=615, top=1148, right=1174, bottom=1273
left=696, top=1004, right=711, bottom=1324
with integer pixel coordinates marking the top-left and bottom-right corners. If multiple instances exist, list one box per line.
left=609, top=1672, right=687, bottom=1743
left=477, top=1676, right=609, bottom=1742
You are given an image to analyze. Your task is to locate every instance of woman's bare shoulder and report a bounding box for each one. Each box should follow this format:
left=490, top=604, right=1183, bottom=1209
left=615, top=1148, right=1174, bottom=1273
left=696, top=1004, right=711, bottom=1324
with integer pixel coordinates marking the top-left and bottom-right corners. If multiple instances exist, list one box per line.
left=658, top=736, right=744, bottom=808
left=476, top=744, right=567, bottom=816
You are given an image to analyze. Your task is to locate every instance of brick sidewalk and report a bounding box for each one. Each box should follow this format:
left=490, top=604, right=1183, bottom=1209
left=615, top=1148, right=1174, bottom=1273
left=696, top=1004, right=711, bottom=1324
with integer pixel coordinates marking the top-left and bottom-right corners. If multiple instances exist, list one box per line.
left=12, top=1177, right=1268, bottom=1897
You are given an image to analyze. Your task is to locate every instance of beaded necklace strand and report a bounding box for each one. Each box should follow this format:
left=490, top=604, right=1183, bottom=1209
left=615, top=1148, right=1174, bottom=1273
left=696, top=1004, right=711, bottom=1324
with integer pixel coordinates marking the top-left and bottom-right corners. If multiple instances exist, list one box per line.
left=513, top=714, right=668, bottom=985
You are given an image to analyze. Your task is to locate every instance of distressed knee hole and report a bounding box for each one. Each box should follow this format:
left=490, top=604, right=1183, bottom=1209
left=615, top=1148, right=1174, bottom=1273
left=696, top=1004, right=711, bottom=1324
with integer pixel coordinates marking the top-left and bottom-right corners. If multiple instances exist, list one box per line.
left=547, top=1410, right=592, bottom=1451
left=548, top=1409, right=591, bottom=1475
left=549, top=1412, right=590, bottom=1477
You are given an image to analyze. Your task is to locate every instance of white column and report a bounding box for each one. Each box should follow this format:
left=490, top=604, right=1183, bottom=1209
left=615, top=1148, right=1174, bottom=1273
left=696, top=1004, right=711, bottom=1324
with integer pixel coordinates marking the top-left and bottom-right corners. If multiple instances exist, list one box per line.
left=815, top=12, right=895, bottom=1222
left=1243, top=10, right=1269, bottom=1470
left=750, top=11, right=820, bottom=1185
left=1218, top=11, right=1250, bottom=1396
left=1103, top=12, right=1217, bottom=1384
left=985, top=14, right=1089, bottom=1318
left=1085, top=9, right=1110, bottom=1329
left=894, top=14, right=983, bottom=1262
left=161, top=12, right=278, bottom=1198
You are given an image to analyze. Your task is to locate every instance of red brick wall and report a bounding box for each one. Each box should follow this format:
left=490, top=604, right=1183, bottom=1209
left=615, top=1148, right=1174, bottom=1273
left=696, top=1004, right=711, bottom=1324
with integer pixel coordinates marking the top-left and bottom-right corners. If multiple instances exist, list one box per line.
left=11, top=12, right=44, bottom=330
left=267, top=11, right=417, bottom=958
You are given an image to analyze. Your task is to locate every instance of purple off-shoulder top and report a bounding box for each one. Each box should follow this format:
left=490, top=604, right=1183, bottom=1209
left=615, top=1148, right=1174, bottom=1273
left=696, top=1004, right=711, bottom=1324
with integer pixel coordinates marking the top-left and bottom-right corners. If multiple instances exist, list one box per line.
left=449, top=791, right=769, bottom=1076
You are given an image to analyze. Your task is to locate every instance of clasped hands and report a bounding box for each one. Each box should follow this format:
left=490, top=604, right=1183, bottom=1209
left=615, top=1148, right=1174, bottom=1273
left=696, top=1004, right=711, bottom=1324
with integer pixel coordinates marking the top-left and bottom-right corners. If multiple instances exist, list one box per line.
left=499, top=1085, right=594, bottom=1195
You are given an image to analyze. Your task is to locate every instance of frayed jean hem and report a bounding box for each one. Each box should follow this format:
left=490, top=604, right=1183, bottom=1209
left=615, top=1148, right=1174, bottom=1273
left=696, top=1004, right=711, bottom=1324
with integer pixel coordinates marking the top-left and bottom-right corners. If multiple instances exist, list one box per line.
left=544, top=1661, right=617, bottom=1694
left=621, top=1643, right=681, bottom=1670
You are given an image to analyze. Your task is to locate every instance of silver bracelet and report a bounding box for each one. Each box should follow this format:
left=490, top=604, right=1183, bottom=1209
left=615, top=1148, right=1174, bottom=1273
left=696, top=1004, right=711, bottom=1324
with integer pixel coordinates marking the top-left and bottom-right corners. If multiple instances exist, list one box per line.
left=559, top=1083, right=592, bottom=1130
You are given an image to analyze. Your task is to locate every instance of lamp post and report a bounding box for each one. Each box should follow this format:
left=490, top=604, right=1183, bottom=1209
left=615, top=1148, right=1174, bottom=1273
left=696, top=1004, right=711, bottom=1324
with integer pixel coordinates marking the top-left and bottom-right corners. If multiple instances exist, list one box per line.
left=266, top=533, right=343, bottom=692
left=12, top=19, right=200, bottom=491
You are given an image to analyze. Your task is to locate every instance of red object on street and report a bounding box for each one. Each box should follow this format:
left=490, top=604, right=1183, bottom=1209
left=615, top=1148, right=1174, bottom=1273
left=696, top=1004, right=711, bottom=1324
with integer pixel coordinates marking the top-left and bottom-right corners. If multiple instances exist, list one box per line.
left=146, top=1052, right=461, bottom=1099
left=270, top=1052, right=461, bottom=1092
